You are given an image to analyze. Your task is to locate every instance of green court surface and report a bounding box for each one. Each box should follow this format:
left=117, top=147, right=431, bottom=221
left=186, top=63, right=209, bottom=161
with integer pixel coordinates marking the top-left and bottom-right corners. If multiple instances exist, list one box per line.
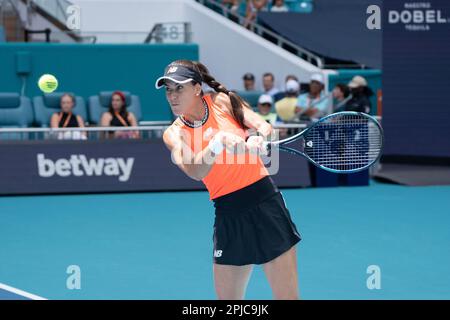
left=1, top=181, right=449, bottom=299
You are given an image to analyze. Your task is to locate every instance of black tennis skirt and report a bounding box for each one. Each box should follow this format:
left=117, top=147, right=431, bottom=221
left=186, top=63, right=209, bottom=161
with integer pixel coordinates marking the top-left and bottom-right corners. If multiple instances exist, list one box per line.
left=212, top=176, right=301, bottom=266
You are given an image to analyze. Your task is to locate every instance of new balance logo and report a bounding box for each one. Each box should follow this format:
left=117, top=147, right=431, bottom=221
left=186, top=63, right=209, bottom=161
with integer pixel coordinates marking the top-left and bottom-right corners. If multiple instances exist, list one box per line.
left=167, top=66, right=178, bottom=73
left=214, top=250, right=222, bottom=258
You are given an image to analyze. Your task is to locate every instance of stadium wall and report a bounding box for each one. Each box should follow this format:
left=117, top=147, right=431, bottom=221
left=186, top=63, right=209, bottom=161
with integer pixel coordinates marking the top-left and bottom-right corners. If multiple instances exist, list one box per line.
left=0, top=43, right=198, bottom=121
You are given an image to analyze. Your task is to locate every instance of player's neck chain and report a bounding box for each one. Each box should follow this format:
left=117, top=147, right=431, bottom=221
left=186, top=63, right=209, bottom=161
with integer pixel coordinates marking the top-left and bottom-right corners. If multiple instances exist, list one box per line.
left=180, top=98, right=209, bottom=128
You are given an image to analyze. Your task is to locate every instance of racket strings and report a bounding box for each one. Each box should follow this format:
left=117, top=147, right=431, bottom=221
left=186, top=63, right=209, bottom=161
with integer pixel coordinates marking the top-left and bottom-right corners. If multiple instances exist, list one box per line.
left=304, top=114, right=382, bottom=171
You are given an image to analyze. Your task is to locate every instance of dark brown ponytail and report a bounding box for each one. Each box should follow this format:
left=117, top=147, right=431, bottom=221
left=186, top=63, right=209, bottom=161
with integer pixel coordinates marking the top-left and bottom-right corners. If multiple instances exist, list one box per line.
left=170, top=59, right=250, bottom=129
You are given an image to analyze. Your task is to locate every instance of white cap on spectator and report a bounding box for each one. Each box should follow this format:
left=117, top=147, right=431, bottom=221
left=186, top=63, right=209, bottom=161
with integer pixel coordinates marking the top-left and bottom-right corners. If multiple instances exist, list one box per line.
left=348, top=75, right=368, bottom=88
left=258, top=94, right=273, bottom=105
left=285, top=79, right=300, bottom=93
left=310, top=73, right=324, bottom=84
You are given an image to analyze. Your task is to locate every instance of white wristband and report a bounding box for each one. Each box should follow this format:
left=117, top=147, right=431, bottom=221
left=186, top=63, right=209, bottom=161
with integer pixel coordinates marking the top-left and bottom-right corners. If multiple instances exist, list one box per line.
left=208, top=135, right=224, bottom=155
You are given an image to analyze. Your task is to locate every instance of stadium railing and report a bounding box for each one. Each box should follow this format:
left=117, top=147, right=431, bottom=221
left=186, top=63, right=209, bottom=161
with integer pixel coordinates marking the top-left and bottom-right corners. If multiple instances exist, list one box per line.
left=0, top=125, right=167, bottom=141
left=0, top=123, right=308, bottom=141
left=195, top=0, right=323, bottom=68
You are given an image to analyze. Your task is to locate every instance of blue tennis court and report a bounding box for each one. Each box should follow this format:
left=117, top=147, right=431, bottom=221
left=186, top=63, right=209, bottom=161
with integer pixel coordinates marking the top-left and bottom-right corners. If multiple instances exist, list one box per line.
left=1, top=180, right=449, bottom=300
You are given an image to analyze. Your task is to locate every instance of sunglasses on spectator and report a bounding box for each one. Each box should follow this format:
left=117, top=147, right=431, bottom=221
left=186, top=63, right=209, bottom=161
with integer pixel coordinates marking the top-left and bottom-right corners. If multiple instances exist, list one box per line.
left=260, top=103, right=272, bottom=107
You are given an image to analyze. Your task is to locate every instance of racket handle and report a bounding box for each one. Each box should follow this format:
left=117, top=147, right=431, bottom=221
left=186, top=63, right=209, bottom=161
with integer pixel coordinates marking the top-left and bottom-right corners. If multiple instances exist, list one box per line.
left=262, top=141, right=272, bottom=152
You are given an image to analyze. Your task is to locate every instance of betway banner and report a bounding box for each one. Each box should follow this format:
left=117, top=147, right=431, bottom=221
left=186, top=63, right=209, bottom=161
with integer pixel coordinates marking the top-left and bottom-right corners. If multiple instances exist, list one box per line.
left=36, top=153, right=134, bottom=182
left=0, top=140, right=311, bottom=195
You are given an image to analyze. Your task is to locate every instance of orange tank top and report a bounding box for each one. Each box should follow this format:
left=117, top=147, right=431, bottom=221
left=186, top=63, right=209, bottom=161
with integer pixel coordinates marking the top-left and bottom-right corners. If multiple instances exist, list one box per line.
left=172, top=94, right=269, bottom=199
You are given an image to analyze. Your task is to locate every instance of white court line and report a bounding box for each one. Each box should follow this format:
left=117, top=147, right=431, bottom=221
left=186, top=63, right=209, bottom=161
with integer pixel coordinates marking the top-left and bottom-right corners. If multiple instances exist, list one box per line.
left=0, top=283, right=47, bottom=300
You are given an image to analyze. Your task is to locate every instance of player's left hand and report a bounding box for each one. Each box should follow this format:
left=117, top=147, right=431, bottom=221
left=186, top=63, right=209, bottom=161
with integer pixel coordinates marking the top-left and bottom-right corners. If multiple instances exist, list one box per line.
left=246, top=136, right=268, bottom=156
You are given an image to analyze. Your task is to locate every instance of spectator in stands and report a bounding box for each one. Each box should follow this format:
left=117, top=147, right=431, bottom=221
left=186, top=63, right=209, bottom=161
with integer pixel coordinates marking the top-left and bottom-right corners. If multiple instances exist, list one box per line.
left=285, top=74, right=299, bottom=83
left=256, top=94, right=278, bottom=125
left=262, top=72, right=280, bottom=97
left=296, top=73, right=330, bottom=120
left=332, top=83, right=351, bottom=112
left=244, top=0, right=269, bottom=29
left=270, top=0, right=289, bottom=12
left=242, top=72, right=256, bottom=91
left=50, top=93, right=87, bottom=140
left=275, top=79, right=300, bottom=122
left=223, top=0, right=241, bottom=13
left=343, top=76, right=373, bottom=114
left=273, top=74, right=299, bottom=101
left=100, top=91, right=139, bottom=139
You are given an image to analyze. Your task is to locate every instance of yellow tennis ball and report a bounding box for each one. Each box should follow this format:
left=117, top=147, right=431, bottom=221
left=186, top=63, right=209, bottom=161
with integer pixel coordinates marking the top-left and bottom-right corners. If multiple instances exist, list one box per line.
left=38, top=74, right=58, bottom=93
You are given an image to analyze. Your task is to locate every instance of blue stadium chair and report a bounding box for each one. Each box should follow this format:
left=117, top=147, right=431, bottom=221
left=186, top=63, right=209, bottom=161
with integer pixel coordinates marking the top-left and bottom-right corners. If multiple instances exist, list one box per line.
left=33, top=92, right=87, bottom=127
left=88, top=91, right=142, bottom=125
left=0, top=26, right=5, bottom=42
left=0, top=93, right=33, bottom=127
left=236, top=90, right=264, bottom=110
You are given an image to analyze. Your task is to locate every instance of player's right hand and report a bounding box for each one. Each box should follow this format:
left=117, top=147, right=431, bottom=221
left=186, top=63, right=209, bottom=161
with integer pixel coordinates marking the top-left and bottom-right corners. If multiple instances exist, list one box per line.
left=215, top=131, right=248, bottom=154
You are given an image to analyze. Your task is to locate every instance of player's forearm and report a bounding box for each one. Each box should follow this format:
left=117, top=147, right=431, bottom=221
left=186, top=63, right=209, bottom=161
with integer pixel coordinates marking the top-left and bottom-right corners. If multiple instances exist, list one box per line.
left=255, top=121, right=273, bottom=140
left=184, top=146, right=219, bottom=181
left=250, top=116, right=271, bottom=136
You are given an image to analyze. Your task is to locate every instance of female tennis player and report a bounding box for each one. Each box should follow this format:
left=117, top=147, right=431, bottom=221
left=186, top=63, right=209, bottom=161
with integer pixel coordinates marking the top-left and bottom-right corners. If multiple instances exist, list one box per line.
left=156, top=60, right=301, bottom=300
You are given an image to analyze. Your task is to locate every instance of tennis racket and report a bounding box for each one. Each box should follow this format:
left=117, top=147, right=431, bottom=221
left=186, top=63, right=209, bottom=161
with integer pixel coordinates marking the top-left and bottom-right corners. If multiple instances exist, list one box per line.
left=265, top=111, right=383, bottom=173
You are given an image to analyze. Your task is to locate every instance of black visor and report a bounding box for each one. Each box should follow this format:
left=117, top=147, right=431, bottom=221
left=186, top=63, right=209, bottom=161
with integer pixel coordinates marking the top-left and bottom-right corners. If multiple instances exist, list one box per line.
left=155, top=64, right=203, bottom=89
